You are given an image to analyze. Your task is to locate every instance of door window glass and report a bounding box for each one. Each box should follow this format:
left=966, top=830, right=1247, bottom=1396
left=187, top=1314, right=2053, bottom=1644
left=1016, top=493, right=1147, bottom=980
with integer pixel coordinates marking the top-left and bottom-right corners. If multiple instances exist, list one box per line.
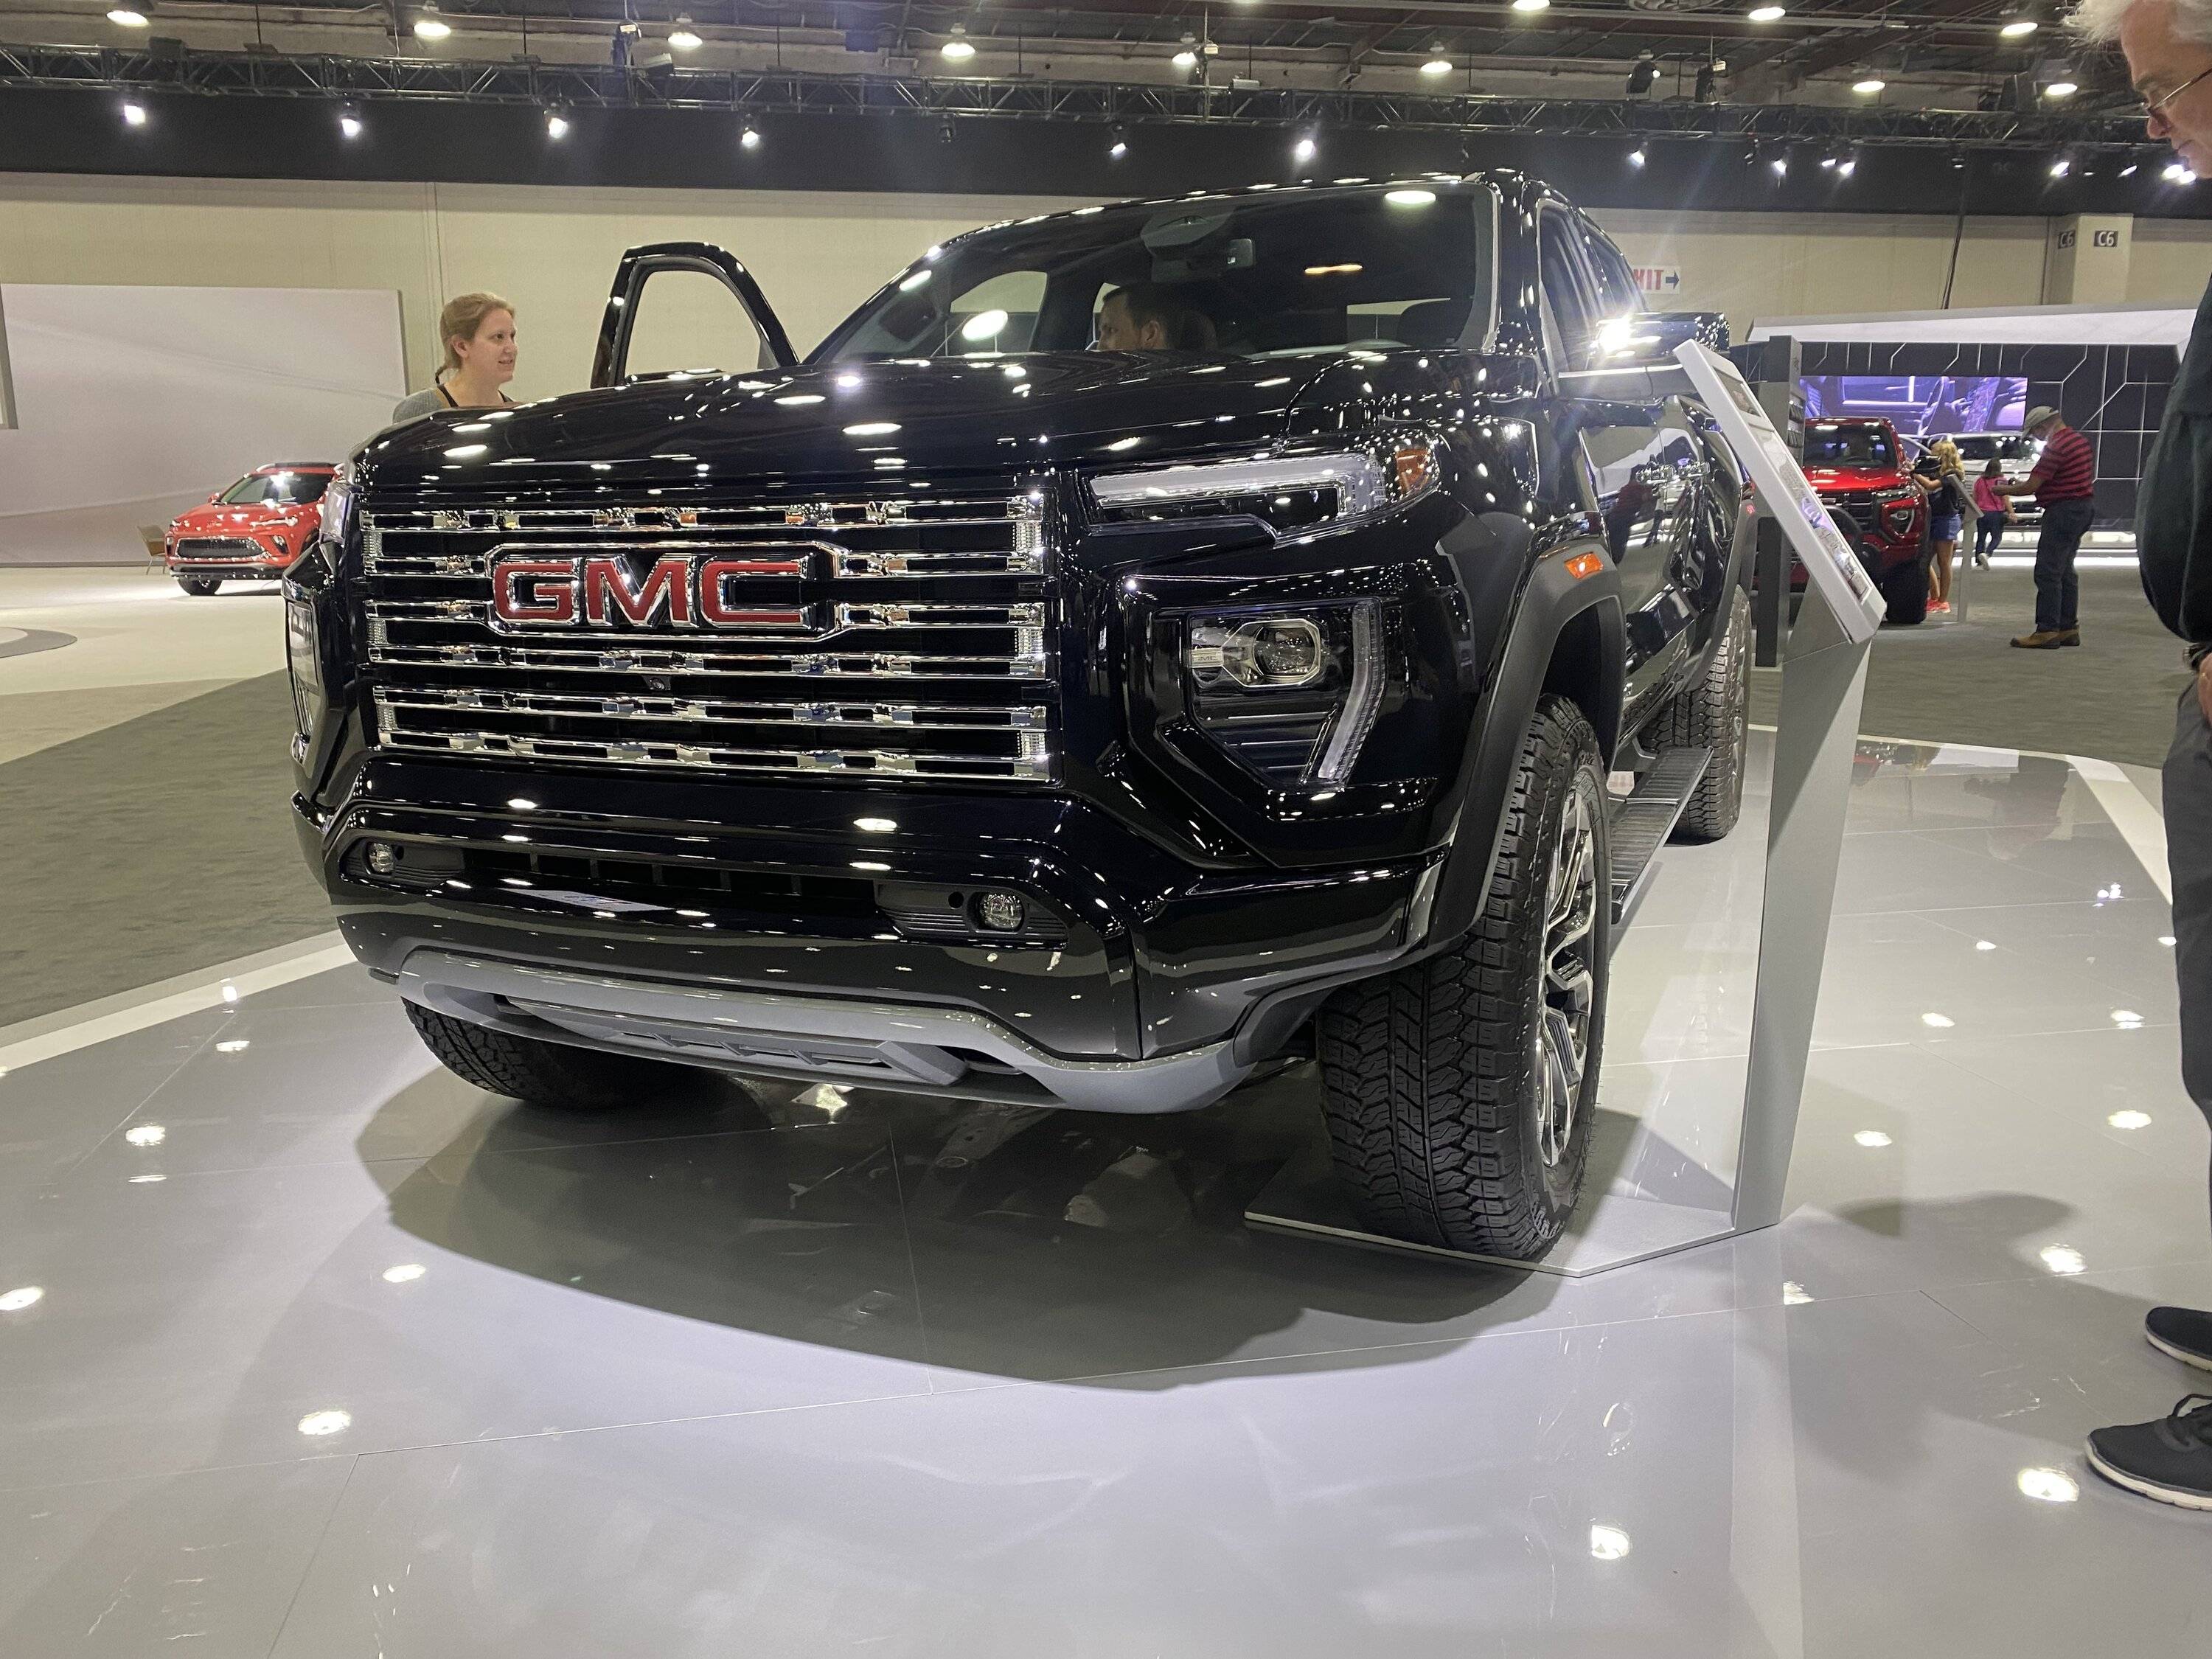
left=621, top=268, right=770, bottom=378
left=1538, top=215, right=1601, bottom=372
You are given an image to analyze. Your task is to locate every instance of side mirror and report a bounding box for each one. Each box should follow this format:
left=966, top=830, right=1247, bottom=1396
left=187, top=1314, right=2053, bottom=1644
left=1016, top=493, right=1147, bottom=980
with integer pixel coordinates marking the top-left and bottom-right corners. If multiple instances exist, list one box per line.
left=1593, top=310, right=1731, bottom=366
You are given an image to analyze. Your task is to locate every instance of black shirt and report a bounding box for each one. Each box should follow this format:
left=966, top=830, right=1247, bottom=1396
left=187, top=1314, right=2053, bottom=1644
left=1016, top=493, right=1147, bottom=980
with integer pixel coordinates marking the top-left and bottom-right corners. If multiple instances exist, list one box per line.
left=2140, top=272, right=2212, bottom=645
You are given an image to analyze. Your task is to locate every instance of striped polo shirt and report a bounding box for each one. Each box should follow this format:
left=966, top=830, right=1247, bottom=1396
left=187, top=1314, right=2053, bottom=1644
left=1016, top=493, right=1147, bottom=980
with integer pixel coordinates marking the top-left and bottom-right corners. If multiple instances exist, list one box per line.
left=2027, top=423, right=2096, bottom=502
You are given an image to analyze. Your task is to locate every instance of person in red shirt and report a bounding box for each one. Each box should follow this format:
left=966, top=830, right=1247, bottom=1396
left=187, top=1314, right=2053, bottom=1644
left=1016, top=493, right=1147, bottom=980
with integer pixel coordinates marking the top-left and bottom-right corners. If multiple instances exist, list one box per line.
left=1993, top=404, right=2097, bottom=647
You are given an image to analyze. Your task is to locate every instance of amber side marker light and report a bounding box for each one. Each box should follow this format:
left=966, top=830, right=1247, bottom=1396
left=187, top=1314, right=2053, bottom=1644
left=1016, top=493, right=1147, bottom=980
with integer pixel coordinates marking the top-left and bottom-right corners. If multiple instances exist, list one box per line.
left=1565, top=552, right=1606, bottom=580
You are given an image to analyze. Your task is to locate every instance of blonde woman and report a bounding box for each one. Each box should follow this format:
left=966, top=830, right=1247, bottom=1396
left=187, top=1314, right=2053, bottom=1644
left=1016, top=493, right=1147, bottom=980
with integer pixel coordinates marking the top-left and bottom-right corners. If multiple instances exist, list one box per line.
left=391, top=292, right=518, bottom=422
left=1921, top=437, right=1973, bottom=615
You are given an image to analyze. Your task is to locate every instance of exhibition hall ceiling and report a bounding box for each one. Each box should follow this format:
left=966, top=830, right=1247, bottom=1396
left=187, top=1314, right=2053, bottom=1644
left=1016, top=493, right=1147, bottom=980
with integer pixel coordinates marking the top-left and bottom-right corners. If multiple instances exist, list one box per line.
left=0, top=0, right=2191, bottom=212
left=0, top=0, right=2145, bottom=137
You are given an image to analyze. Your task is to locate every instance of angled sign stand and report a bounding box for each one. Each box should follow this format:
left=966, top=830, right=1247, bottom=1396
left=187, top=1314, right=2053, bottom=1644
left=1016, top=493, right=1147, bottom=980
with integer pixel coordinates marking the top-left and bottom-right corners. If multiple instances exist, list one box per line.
left=1243, top=343, right=1879, bottom=1276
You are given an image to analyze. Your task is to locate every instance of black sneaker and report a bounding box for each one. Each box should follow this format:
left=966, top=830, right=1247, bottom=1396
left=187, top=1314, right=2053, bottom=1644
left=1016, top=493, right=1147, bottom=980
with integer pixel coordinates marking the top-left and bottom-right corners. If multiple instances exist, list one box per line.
left=2147, top=1307, right=2212, bottom=1372
left=2086, top=1395, right=2212, bottom=1510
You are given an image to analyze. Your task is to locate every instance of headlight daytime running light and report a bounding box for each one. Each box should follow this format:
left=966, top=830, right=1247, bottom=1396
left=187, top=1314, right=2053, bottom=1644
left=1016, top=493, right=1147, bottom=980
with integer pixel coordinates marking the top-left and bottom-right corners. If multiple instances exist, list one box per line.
left=1092, top=437, right=1438, bottom=534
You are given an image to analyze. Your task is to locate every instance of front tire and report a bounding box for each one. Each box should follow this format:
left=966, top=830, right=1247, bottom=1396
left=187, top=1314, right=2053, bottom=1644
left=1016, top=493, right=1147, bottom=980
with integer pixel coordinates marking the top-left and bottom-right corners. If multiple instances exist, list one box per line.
left=1655, top=586, right=1750, bottom=843
left=1879, top=541, right=1930, bottom=626
left=177, top=577, right=220, bottom=597
left=403, top=1001, right=712, bottom=1112
left=1316, top=695, right=1609, bottom=1259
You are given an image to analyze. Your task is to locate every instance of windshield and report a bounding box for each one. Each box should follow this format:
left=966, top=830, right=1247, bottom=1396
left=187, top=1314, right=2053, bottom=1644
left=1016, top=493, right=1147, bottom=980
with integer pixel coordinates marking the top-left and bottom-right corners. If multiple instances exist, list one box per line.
left=1804, top=425, right=1897, bottom=470
left=815, top=185, right=1494, bottom=364
left=218, top=470, right=330, bottom=506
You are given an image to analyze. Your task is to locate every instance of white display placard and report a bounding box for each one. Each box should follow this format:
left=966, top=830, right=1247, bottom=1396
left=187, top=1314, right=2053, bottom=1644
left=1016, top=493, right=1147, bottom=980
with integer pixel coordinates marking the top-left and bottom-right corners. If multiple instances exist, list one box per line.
left=1674, top=341, right=1886, bottom=644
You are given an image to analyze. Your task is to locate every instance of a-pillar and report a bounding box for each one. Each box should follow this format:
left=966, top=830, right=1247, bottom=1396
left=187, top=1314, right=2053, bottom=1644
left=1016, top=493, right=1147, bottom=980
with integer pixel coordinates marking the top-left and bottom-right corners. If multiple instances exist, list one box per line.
left=2043, top=213, right=2135, bottom=305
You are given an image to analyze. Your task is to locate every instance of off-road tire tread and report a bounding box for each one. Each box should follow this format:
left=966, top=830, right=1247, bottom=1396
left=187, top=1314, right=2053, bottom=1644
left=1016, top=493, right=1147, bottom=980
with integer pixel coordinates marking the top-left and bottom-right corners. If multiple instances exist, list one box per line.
left=1654, top=586, right=1750, bottom=843
left=1879, top=543, right=1930, bottom=626
left=403, top=1001, right=691, bottom=1111
left=1315, top=695, right=1607, bottom=1259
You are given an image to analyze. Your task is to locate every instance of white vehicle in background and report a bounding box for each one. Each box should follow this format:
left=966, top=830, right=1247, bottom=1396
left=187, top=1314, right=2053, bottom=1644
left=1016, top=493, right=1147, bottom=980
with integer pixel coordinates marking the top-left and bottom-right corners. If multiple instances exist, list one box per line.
left=1951, top=431, right=2044, bottom=528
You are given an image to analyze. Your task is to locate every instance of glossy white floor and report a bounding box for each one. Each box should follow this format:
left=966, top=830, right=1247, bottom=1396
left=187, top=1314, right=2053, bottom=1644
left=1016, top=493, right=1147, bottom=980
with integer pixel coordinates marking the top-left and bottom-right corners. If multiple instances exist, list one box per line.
left=2, top=735, right=2208, bottom=1656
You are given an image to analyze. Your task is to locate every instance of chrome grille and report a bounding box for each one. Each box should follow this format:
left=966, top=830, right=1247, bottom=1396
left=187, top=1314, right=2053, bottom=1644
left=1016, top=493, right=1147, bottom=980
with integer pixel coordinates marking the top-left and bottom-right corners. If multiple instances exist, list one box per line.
left=361, top=490, right=1057, bottom=785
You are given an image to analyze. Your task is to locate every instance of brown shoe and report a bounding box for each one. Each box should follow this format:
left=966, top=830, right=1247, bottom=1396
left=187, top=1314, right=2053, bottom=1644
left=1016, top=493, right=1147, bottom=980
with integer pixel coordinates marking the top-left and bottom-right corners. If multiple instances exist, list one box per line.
left=2058, top=629, right=2081, bottom=647
left=2011, top=630, right=2067, bottom=649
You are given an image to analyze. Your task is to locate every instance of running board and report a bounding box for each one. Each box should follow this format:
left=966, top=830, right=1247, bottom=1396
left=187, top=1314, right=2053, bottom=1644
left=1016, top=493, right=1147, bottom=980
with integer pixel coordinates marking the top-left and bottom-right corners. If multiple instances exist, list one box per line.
left=1608, top=745, right=1711, bottom=926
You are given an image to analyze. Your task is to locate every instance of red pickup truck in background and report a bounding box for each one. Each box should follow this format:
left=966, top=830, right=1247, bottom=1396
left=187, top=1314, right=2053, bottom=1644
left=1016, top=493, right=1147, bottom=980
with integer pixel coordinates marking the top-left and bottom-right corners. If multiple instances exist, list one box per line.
left=1802, top=417, right=1931, bottom=626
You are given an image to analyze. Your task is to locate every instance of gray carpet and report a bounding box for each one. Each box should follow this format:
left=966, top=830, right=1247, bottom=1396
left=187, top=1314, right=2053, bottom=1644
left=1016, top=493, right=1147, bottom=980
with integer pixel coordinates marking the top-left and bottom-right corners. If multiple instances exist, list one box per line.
left=0, top=672, right=330, bottom=1029
left=1753, top=563, right=2194, bottom=768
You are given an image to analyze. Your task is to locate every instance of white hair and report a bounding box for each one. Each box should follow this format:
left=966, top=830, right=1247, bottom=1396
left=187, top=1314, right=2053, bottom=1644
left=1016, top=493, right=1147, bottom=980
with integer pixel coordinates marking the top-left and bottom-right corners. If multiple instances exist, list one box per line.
left=2072, top=0, right=2212, bottom=46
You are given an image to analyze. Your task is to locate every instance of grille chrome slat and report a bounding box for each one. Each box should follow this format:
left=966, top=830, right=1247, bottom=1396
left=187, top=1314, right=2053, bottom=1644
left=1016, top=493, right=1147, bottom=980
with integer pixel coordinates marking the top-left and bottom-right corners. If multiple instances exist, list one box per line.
left=362, top=490, right=1058, bottom=785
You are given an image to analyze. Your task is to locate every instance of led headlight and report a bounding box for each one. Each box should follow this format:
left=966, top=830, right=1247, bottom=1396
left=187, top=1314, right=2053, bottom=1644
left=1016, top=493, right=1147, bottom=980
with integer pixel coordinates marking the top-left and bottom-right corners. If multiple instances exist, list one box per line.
left=283, top=587, right=321, bottom=739
left=1093, top=438, right=1438, bottom=535
left=1873, top=484, right=1921, bottom=538
left=316, top=459, right=357, bottom=552
left=1180, top=605, right=1385, bottom=789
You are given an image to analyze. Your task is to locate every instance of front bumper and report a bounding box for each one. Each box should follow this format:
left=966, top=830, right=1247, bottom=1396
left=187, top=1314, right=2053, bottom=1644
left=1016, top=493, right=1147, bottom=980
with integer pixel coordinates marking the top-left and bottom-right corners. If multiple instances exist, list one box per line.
left=400, top=950, right=1250, bottom=1114
left=301, top=757, right=1440, bottom=1105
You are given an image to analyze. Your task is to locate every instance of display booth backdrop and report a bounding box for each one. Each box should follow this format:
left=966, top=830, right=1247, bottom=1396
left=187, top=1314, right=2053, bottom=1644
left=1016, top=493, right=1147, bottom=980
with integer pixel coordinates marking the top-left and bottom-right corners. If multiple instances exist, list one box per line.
left=1792, top=338, right=2178, bottom=526
left=0, top=283, right=405, bottom=566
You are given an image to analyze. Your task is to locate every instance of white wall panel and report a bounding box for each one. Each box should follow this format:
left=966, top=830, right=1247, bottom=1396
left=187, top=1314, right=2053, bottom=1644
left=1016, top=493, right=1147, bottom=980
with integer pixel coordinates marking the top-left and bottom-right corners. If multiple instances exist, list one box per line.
left=0, top=284, right=404, bottom=565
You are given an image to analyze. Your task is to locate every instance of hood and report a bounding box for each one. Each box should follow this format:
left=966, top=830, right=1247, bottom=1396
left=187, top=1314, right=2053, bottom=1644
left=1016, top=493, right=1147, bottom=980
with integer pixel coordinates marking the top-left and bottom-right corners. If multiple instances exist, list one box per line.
left=1804, top=462, right=1910, bottom=493
left=170, top=501, right=315, bottom=534
left=354, top=355, right=1357, bottom=495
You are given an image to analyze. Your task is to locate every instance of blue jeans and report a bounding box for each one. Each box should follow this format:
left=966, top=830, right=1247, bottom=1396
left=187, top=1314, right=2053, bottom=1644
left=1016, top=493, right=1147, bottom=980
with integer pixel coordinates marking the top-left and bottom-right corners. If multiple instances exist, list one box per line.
left=1974, top=510, right=2007, bottom=560
left=2033, top=500, right=2096, bottom=633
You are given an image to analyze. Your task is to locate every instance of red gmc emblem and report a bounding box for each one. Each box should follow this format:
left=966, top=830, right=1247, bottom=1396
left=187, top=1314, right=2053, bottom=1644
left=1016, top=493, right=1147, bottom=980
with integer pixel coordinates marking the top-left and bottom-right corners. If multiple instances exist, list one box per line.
left=489, top=552, right=809, bottom=630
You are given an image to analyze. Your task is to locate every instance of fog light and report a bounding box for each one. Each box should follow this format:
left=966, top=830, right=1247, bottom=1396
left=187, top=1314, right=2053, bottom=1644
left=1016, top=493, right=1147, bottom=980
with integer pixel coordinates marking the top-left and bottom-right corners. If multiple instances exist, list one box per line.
left=1187, top=615, right=1329, bottom=689
left=977, top=891, right=1025, bottom=931
left=366, top=841, right=398, bottom=876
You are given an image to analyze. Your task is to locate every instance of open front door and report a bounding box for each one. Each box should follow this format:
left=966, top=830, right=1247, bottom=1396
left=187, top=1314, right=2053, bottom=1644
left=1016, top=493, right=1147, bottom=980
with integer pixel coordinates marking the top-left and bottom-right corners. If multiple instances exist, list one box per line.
left=588, top=242, right=798, bottom=389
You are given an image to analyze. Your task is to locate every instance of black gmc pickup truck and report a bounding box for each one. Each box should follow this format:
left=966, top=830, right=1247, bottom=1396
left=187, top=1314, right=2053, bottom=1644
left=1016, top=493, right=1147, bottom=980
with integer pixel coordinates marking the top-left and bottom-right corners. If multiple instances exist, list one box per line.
left=286, top=172, right=1752, bottom=1261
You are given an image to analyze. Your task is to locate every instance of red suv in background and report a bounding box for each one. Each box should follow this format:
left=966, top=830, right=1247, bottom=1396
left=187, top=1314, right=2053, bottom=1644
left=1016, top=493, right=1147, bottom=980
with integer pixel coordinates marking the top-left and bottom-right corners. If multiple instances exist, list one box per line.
left=1802, top=418, right=1931, bottom=625
left=164, top=463, right=338, bottom=596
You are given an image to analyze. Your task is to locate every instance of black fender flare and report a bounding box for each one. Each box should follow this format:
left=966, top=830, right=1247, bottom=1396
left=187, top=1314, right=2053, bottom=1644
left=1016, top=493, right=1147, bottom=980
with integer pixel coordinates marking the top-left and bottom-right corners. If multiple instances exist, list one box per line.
left=1415, top=545, right=1625, bottom=955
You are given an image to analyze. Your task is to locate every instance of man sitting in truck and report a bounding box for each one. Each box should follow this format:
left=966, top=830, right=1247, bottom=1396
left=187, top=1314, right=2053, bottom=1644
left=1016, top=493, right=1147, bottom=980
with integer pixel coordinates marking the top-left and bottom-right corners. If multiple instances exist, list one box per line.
left=1094, top=282, right=1218, bottom=352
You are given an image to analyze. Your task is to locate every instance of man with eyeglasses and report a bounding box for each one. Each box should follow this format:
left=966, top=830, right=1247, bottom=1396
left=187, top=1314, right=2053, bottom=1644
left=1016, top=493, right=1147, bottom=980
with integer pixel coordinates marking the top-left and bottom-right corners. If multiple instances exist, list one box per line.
left=2067, top=0, right=2212, bottom=1513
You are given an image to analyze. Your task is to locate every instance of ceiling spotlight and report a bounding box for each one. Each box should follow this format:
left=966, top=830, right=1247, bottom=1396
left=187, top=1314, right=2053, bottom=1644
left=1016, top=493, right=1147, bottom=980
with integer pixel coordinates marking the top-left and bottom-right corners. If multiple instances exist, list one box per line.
left=2043, top=78, right=2077, bottom=97
left=544, top=108, right=570, bottom=139
left=122, top=100, right=147, bottom=126
left=1627, top=55, right=1658, bottom=96
left=1293, top=134, right=1317, bottom=163
left=1696, top=61, right=1719, bottom=101
left=1628, top=146, right=1646, bottom=167
left=938, top=115, right=956, bottom=144
left=1770, top=154, right=1788, bottom=176
left=2121, top=160, right=2138, bottom=176
left=1852, top=77, right=1886, bottom=95
left=413, top=4, right=451, bottom=41
left=667, top=15, right=702, bottom=51
left=2168, top=160, right=2197, bottom=181
left=106, top=6, right=150, bottom=24
left=1511, top=0, right=1549, bottom=10
left=338, top=105, right=363, bottom=139
left=942, top=25, right=975, bottom=61
left=1109, top=126, right=1129, bottom=159
left=1819, top=155, right=1836, bottom=168
left=1748, top=4, right=1785, bottom=18
left=2050, top=156, right=2070, bottom=176
left=2000, top=16, right=2039, bottom=38
left=1422, top=54, right=1454, bottom=76
left=1838, top=156, right=1857, bottom=175
left=1172, top=48, right=1199, bottom=68
left=740, top=125, right=761, bottom=149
